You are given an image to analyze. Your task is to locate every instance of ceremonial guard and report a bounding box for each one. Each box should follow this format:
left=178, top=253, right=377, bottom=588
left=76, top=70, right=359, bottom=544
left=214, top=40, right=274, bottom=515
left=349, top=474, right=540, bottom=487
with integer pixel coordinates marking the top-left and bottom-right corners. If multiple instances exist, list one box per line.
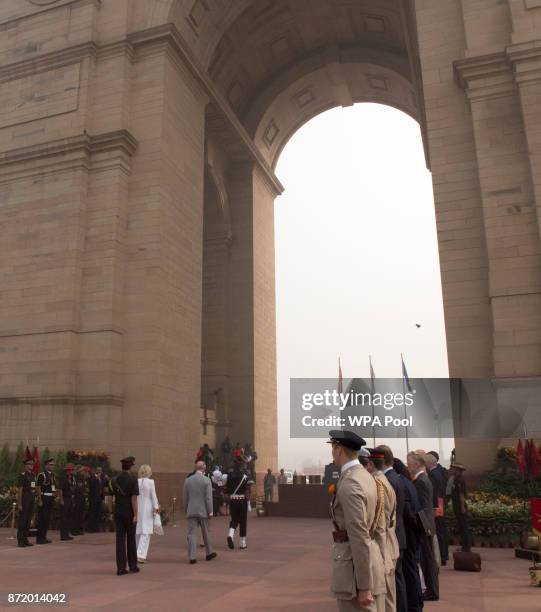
left=327, top=430, right=386, bottom=612
left=35, top=457, right=56, bottom=544
left=16, top=458, right=36, bottom=548
left=225, top=465, right=251, bottom=550
left=366, top=448, right=399, bottom=612
left=71, top=465, right=87, bottom=535
left=87, top=466, right=105, bottom=532
left=58, top=463, right=76, bottom=540
left=107, top=456, right=139, bottom=575
left=450, top=462, right=471, bottom=552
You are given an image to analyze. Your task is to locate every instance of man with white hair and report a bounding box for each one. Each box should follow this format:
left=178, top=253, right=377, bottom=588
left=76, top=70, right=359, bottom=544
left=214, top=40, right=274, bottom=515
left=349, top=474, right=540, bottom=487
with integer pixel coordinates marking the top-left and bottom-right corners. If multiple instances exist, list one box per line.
left=407, top=451, right=439, bottom=602
left=183, top=460, right=216, bottom=564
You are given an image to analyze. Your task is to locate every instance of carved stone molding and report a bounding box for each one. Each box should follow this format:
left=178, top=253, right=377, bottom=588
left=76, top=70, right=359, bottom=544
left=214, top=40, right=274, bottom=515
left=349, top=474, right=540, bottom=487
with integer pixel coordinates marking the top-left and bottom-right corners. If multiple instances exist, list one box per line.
left=454, top=52, right=516, bottom=101
left=0, top=394, right=124, bottom=407
left=0, top=129, right=138, bottom=181
left=507, top=40, right=541, bottom=86
left=27, top=0, right=63, bottom=5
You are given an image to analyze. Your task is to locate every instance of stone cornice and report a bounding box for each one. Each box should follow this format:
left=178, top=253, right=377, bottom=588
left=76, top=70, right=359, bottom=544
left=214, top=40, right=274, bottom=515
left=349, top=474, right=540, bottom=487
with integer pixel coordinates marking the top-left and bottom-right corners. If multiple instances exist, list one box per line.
left=0, top=394, right=124, bottom=407
left=0, top=129, right=138, bottom=181
left=0, top=39, right=133, bottom=84
left=454, top=41, right=541, bottom=98
left=506, top=40, right=541, bottom=86
left=0, top=0, right=100, bottom=29
left=128, top=23, right=284, bottom=197
left=453, top=52, right=516, bottom=101
left=0, top=41, right=96, bottom=84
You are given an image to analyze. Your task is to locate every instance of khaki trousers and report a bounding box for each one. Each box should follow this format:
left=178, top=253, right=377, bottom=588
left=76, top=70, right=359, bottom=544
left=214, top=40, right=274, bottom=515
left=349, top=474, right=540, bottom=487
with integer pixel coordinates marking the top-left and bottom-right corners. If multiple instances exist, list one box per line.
left=385, top=569, right=397, bottom=612
left=336, top=593, right=385, bottom=612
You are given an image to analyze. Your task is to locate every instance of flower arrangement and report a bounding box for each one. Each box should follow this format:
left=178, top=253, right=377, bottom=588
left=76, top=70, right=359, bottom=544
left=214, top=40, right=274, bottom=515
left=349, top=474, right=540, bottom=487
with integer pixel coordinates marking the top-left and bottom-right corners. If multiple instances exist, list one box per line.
left=66, top=450, right=111, bottom=472
left=445, top=490, right=529, bottom=546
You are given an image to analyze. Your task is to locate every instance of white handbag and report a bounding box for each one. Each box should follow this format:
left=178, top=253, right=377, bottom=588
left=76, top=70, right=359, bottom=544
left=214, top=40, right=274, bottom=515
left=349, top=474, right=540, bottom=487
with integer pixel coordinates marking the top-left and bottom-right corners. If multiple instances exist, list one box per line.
left=153, top=512, right=164, bottom=536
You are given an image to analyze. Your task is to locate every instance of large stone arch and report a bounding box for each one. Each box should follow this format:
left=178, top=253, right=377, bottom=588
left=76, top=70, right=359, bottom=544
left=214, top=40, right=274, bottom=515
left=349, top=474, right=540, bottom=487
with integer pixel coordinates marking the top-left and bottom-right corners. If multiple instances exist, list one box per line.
left=1, top=0, right=541, bottom=492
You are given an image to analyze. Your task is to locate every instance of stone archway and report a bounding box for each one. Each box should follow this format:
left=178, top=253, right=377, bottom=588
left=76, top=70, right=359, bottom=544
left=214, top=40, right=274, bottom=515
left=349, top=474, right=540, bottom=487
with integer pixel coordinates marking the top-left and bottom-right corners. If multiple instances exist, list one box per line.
left=1, top=0, right=541, bottom=493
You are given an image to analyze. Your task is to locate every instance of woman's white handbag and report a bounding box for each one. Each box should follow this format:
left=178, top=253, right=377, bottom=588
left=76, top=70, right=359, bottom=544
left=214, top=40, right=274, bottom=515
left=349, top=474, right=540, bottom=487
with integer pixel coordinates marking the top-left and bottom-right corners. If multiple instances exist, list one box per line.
left=153, top=512, right=164, bottom=536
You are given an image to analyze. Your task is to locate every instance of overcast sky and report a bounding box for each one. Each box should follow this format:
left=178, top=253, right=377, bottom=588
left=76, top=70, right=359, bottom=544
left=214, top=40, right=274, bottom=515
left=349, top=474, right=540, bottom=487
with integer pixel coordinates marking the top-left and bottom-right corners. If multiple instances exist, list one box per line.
left=274, top=103, right=451, bottom=471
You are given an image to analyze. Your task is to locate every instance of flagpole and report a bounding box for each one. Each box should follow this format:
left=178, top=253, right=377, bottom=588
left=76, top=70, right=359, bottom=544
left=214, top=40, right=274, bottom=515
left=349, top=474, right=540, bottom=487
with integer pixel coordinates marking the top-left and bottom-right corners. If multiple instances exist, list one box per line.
left=401, top=353, right=410, bottom=454
left=369, top=355, right=376, bottom=447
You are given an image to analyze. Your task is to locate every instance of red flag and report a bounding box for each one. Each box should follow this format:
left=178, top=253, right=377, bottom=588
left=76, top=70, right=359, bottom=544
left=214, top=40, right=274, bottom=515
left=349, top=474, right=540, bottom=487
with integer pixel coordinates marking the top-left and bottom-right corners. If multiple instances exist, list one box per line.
left=24, top=445, right=32, bottom=462
left=529, top=440, right=541, bottom=480
left=337, top=357, right=343, bottom=395
left=531, top=498, right=541, bottom=537
left=516, top=439, right=527, bottom=479
left=32, top=446, right=40, bottom=475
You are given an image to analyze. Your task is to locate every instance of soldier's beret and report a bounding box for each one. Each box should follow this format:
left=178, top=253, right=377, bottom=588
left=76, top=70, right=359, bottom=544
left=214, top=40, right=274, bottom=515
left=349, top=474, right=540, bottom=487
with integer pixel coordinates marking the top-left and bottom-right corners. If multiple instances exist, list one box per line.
left=120, top=456, right=135, bottom=467
left=367, top=449, right=385, bottom=460
left=326, top=430, right=366, bottom=451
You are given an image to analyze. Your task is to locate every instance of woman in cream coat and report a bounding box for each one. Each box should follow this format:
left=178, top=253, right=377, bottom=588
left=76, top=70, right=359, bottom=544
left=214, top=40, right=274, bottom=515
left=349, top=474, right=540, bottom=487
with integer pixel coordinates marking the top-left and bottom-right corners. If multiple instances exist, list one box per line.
left=136, top=464, right=160, bottom=562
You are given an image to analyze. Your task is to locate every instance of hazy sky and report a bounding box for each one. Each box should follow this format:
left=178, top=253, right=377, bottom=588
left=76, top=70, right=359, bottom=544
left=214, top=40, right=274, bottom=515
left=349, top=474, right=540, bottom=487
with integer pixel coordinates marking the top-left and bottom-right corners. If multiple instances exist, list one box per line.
left=274, top=103, right=451, bottom=471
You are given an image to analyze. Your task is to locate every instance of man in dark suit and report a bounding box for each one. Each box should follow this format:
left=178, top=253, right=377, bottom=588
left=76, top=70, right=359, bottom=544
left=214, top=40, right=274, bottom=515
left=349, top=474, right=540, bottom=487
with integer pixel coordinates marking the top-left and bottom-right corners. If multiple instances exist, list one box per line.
left=426, top=452, right=449, bottom=565
left=379, top=445, right=407, bottom=612
left=407, top=451, right=439, bottom=602
left=393, top=458, right=423, bottom=612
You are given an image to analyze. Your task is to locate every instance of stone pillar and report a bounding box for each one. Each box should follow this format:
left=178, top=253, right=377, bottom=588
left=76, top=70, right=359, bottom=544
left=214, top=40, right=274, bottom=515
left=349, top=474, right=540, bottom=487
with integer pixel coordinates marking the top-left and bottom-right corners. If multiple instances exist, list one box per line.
left=414, top=0, right=493, bottom=382
left=454, top=57, right=541, bottom=379
left=124, top=29, right=208, bottom=498
left=226, top=162, right=278, bottom=474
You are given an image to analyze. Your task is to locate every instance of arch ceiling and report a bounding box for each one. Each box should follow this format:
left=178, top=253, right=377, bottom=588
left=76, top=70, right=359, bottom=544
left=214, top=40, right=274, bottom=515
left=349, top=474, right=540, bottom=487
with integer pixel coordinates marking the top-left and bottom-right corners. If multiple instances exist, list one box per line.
left=144, top=0, right=427, bottom=167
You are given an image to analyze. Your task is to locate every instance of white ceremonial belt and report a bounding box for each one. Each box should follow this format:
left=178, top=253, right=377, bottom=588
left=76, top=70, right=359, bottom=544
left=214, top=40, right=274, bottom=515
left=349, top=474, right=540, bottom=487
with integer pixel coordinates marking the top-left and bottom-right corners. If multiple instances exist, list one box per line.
left=230, top=494, right=245, bottom=500
left=43, top=492, right=54, bottom=496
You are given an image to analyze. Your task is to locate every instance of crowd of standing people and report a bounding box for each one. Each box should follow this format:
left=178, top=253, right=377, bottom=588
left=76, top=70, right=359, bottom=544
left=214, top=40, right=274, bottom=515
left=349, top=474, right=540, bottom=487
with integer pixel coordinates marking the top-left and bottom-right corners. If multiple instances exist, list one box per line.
left=15, top=433, right=472, bottom=609
left=16, top=457, right=109, bottom=547
left=327, top=430, right=471, bottom=611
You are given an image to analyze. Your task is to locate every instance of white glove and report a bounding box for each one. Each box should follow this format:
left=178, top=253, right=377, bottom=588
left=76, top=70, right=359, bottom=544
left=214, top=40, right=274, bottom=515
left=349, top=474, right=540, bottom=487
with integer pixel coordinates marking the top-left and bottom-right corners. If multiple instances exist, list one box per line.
left=247, top=501, right=252, bottom=512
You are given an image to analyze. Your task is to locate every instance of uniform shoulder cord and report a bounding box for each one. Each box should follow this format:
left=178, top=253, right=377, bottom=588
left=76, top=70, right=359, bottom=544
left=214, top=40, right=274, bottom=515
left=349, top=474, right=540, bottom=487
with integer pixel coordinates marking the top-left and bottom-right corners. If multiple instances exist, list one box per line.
left=370, top=478, right=386, bottom=538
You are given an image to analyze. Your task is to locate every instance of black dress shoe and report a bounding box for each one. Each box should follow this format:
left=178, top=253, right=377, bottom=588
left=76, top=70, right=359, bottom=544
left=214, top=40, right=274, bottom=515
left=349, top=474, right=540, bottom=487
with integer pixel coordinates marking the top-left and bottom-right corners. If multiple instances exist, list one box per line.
left=17, top=543, right=27, bottom=548
left=227, top=536, right=234, bottom=549
left=36, top=539, right=49, bottom=545
left=117, top=569, right=128, bottom=576
left=189, top=559, right=197, bottom=564
left=129, top=567, right=140, bottom=573
left=422, top=593, right=439, bottom=601
left=24, top=541, right=34, bottom=547
left=60, top=536, right=74, bottom=541
left=206, top=552, right=217, bottom=561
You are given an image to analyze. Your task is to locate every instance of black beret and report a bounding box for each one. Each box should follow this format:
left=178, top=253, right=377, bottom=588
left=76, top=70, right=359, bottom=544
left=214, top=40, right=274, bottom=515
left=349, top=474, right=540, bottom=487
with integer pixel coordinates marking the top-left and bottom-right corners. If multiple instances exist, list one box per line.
left=327, top=430, right=366, bottom=451
left=120, top=456, right=135, bottom=467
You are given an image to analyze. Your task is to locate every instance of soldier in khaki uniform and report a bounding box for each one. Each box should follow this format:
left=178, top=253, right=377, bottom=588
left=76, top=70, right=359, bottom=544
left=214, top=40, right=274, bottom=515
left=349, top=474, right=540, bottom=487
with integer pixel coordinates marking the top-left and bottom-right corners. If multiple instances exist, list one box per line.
left=366, top=449, right=399, bottom=612
left=327, top=430, right=386, bottom=612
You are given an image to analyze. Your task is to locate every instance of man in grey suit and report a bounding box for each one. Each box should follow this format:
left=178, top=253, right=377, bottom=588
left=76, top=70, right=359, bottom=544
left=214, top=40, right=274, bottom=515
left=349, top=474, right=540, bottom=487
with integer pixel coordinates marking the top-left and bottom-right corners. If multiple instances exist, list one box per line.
left=183, top=461, right=217, bottom=564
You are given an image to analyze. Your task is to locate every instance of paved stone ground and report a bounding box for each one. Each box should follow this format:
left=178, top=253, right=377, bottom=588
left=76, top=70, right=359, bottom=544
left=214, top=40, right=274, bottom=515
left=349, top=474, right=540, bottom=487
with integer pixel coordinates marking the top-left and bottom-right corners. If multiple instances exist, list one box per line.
left=0, top=517, right=538, bottom=611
